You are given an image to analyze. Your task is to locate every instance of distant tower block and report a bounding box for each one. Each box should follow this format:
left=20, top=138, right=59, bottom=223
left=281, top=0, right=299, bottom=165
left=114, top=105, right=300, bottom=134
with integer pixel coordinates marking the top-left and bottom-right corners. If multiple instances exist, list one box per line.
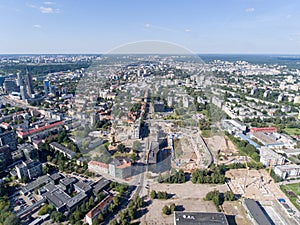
left=183, top=96, right=189, bottom=108
left=44, top=80, right=50, bottom=95
left=16, top=72, right=22, bottom=86
left=167, top=96, right=173, bottom=107
left=185, top=78, right=191, bottom=85
left=137, top=69, right=141, bottom=77
left=90, top=113, right=98, bottom=126
left=20, top=86, right=27, bottom=100
left=25, top=68, right=34, bottom=98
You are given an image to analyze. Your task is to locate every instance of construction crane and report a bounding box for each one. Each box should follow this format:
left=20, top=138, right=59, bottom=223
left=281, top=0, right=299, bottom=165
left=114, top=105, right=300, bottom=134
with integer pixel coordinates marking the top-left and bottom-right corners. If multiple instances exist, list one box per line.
left=269, top=159, right=273, bottom=176
left=244, top=156, right=250, bottom=190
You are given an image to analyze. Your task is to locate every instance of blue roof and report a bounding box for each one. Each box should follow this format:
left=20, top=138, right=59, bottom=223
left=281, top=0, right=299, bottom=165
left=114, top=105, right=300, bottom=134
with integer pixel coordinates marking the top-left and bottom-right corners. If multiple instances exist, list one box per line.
left=237, top=133, right=261, bottom=149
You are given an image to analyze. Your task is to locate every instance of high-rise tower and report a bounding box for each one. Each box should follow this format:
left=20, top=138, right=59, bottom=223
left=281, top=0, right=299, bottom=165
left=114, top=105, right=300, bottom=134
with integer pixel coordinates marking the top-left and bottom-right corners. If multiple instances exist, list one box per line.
left=25, top=67, right=34, bottom=98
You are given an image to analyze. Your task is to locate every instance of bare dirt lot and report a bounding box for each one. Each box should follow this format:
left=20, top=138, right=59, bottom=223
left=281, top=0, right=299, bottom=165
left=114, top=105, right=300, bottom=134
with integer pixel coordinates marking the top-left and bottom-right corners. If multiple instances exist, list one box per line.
left=142, top=181, right=229, bottom=225
left=205, top=135, right=240, bottom=165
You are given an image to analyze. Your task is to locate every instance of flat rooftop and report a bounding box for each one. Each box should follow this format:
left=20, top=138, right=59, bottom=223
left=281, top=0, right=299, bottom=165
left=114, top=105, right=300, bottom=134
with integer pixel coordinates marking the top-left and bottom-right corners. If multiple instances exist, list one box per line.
left=174, top=212, right=229, bottom=225
left=244, top=199, right=272, bottom=225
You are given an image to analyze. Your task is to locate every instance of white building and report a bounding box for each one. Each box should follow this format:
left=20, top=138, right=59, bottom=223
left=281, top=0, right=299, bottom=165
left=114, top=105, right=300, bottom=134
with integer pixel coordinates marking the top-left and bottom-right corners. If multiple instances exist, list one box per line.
left=222, top=119, right=246, bottom=134
left=274, top=164, right=300, bottom=179
left=259, top=147, right=285, bottom=167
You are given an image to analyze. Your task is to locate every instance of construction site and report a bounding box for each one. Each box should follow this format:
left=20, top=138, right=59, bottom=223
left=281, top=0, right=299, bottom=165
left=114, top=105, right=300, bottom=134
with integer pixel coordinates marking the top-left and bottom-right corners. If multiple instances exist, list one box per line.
left=171, top=128, right=213, bottom=171
left=226, top=168, right=300, bottom=225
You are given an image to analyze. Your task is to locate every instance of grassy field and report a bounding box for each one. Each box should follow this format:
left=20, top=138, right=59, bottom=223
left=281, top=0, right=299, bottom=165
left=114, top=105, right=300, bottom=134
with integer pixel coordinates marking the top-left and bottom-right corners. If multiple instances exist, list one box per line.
left=280, top=183, right=300, bottom=211
left=284, top=128, right=300, bottom=136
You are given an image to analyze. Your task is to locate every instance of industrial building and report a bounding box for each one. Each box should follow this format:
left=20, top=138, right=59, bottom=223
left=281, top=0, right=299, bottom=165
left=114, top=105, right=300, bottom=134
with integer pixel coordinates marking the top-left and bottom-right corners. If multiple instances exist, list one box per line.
left=243, top=199, right=272, bottom=225
left=173, top=212, right=229, bottom=225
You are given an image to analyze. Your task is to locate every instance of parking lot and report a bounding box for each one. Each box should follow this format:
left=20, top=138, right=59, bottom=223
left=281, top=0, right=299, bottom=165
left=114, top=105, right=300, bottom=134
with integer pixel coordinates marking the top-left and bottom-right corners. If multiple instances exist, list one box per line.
left=10, top=190, right=38, bottom=214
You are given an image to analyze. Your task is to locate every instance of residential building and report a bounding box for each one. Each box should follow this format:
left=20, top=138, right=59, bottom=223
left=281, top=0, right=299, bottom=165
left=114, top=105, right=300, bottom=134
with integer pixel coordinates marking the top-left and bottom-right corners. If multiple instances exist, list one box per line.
left=85, top=195, right=113, bottom=225
left=250, top=127, right=277, bottom=133
left=222, top=119, right=246, bottom=134
left=274, top=164, right=300, bottom=179
left=16, top=160, right=42, bottom=180
left=88, top=161, right=109, bottom=174
left=50, top=142, right=76, bottom=159
left=259, top=147, right=285, bottom=167
left=0, top=130, right=17, bottom=150
left=108, top=158, right=132, bottom=179
left=92, top=178, right=111, bottom=195
left=0, top=145, right=13, bottom=171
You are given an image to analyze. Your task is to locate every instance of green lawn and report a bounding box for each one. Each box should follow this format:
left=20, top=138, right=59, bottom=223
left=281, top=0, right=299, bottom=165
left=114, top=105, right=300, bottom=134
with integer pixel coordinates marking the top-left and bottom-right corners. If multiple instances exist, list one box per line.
left=280, top=183, right=300, bottom=211
left=284, top=128, right=300, bottom=136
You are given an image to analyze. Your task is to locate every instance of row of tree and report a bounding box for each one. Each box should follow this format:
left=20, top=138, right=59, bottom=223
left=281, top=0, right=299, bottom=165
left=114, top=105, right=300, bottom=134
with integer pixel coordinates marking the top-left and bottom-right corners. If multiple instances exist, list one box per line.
left=159, top=169, right=186, bottom=184
left=226, top=132, right=260, bottom=162
left=162, top=203, right=176, bottom=215
left=0, top=196, right=20, bottom=225
left=108, top=196, right=143, bottom=225
left=204, top=190, right=235, bottom=211
left=150, top=190, right=169, bottom=200
left=192, top=165, right=226, bottom=184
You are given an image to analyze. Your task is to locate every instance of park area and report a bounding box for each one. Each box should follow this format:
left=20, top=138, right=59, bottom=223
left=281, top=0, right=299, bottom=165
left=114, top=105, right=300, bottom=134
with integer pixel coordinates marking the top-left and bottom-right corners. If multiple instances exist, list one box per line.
left=280, top=182, right=300, bottom=211
left=284, top=127, right=300, bottom=136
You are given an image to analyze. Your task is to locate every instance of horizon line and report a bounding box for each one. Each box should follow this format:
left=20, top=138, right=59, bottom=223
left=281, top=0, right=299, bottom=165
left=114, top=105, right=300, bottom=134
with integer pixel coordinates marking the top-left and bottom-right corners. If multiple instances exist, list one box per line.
left=1, top=52, right=300, bottom=55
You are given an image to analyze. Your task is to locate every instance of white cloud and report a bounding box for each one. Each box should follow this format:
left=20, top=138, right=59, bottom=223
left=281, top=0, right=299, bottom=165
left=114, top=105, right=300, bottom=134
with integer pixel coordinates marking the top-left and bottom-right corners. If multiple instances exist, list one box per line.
left=26, top=2, right=59, bottom=13
left=185, top=29, right=191, bottom=32
left=26, top=3, right=37, bottom=8
left=245, top=8, right=255, bottom=12
left=40, top=6, right=53, bottom=13
left=33, top=24, right=42, bottom=28
left=44, top=1, right=55, bottom=5
left=39, top=6, right=59, bottom=13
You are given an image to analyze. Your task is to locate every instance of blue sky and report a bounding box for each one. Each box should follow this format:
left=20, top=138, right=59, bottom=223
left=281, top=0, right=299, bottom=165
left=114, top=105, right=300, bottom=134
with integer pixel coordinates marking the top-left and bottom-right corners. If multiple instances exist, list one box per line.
left=1, top=0, right=300, bottom=54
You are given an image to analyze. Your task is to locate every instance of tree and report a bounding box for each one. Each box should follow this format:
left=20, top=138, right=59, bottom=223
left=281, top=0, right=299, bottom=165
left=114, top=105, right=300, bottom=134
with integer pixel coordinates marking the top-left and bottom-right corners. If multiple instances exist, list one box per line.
left=128, top=207, right=135, bottom=220
left=213, top=195, right=221, bottom=206
left=117, top=143, right=126, bottom=153
left=170, top=203, right=176, bottom=213
left=51, top=211, right=63, bottom=223
left=3, top=214, right=20, bottom=225
left=92, top=218, right=99, bottom=225
left=157, top=191, right=168, bottom=199
left=224, top=191, right=235, bottom=201
left=88, top=196, right=95, bottom=209
left=113, top=195, right=120, bottom=206
left=162, top=205, right=171, bottom=215
left=150, top=190, right=157, bottom=199
left=132, top=140, right=140, bottom=152
left=38, top=204, right=51, bottom=215
left=98, top=213, right=104, bottom=222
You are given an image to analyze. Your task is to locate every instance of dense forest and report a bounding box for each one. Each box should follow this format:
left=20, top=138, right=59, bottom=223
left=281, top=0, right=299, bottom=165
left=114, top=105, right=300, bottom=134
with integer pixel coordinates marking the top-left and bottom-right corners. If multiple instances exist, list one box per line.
left=0, top=63, right=91, bottom=76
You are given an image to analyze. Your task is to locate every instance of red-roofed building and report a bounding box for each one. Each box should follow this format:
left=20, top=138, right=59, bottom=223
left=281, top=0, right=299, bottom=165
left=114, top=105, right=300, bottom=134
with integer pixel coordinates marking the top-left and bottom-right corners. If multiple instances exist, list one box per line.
left=17, top=121, right=64, bottom=139
left=250, top=127, right=277, bottom=133
left=85, top=195, right=113, bottom=225
left=88, top=160, right=109, bottom=174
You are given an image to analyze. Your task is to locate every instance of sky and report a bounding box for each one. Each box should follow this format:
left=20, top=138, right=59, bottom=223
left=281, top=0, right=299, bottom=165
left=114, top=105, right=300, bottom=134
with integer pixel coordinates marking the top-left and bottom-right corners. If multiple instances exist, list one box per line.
left=1, top=0, right=300, bottom=54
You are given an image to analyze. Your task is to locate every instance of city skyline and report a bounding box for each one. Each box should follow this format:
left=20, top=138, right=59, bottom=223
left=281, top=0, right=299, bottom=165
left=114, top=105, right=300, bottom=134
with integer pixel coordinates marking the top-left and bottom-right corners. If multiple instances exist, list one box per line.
left=1, top=0, right=300, bottom=54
